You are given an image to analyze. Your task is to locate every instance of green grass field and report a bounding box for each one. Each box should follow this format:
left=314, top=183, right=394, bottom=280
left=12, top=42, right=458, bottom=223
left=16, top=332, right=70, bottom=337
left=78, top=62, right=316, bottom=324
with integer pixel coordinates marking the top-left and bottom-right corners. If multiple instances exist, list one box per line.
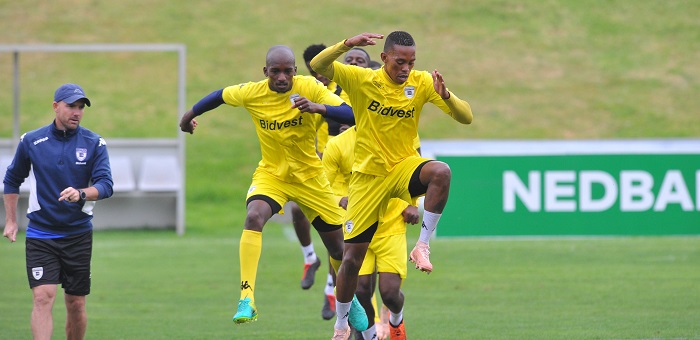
left=1, top=0, right=700, bottom=339
left=2, top=0, right=700, bottom=227
left=1, top=230, right=699, bottom=339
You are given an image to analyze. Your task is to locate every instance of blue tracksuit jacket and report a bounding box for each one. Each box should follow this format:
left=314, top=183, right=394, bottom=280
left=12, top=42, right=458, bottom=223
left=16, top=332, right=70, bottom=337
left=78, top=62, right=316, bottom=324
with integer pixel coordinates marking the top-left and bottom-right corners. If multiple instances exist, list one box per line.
left=3, top=121, right=114, bottom=235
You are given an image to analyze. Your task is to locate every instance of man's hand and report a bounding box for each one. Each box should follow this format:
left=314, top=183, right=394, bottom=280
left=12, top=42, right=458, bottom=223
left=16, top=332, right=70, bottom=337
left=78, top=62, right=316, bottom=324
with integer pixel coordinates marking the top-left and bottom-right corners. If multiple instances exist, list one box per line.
left=345, top=32, right=384, bottom=48
left=59, top=187, right=81, bottom=203
left=402, top=205, right=420, bottom=224
left=3, top=222, right=18, bottom=243
left=339, top=196, right=348, bottom=210
left=179, top=110, right=199, bottom=134
left=432, top=69, right=450, bottom=100
left=292, top=97, right=324, bottom=114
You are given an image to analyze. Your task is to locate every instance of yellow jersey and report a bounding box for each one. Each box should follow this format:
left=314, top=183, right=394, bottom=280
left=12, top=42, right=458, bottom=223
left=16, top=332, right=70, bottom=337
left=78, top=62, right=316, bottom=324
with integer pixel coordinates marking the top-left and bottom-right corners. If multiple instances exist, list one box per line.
left=333, top=63, right=447, bottom=176
left=222, top=75, right=344, bottom=183
left=312, top=40, right=472, bottom=176
left=322, top=126, right=356, bottom=197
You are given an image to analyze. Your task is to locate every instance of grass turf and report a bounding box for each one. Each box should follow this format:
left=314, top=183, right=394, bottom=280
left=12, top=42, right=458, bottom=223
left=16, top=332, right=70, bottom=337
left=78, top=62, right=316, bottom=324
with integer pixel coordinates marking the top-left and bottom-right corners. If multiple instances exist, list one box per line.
left=1, top=229, right=699, bottom=339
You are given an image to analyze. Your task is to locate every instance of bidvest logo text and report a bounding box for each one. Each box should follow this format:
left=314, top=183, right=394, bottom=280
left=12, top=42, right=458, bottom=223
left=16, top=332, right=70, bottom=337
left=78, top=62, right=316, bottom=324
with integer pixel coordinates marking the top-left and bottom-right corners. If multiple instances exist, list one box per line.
left=367, top=100, right=415, bottom=118
left=503, top=170, right=700, bottom=212
left=259, top=116, right=303, bottom=130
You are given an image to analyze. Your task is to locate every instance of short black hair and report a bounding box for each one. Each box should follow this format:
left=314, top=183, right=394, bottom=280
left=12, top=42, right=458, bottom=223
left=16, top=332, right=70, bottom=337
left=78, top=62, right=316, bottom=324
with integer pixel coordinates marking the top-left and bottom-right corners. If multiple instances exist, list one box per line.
left=303, top=44, right=326, bottom=63
left=384, top=31, right=415, bottom=53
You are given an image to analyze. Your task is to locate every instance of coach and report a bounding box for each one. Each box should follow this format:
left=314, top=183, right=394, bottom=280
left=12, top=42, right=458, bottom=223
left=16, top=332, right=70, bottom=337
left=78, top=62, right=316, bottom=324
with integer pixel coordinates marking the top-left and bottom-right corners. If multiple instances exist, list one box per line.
left=3, top=83, right=113, bottom=340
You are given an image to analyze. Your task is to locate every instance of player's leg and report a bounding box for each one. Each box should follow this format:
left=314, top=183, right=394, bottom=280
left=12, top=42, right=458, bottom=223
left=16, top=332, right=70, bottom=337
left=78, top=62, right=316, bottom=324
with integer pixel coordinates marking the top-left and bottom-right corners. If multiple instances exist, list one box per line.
left=64, top=294, right=87, bottom=340
left=61, top=230, right=92, bottom=340
left=312, top=217, right=344, bottom=273
left=291, top=175, right=357, bottom=328
left=334, top=239, right=371, bottom=333
left=311, top=217, right=356, bottom=327
left=408, top=160, right=450, bottom=273
left=292, top=174, right=345, bottom=275
left=234, top=193, right=279, bottom=324
left=371, top=227, right=408, bottom=340
left=31, top=285, right=57, bottom=340
left=290, top=202, right=321, bottom=290
left=26, top=236, right=62, bottom=340
left=378, top=272, right=405, bottom=339
left=333, top=173, right=389, bottom=336
left=321, top=261, right=336, bottom=320
left=355, top=248, right=378, bottom=340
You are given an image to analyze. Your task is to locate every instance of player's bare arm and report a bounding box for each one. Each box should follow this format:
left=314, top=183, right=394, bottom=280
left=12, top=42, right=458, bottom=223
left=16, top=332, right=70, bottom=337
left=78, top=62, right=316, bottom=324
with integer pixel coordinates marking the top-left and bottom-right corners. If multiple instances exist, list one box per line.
left=344, top=32, right=384, bottom=48
left=3, top=193, right=19, bottom=242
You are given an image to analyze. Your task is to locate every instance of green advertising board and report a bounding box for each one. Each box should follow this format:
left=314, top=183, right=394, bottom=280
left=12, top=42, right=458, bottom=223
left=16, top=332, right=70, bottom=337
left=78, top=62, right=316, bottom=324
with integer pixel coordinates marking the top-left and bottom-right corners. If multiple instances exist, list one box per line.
left=423, top=141, right=700, bottom=237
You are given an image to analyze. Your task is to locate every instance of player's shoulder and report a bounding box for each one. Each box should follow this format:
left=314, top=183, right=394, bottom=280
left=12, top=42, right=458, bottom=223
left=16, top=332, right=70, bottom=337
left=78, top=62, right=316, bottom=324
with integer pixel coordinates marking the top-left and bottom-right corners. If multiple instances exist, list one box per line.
left=295, top=75, right=324, bottom=87
left=226, top=80, right=265, bottom=93
left=23, top=124, right=50, bottom=140
left=77, top=126, right=105, bottom=144
left=409, top=69, right=433, bottom=84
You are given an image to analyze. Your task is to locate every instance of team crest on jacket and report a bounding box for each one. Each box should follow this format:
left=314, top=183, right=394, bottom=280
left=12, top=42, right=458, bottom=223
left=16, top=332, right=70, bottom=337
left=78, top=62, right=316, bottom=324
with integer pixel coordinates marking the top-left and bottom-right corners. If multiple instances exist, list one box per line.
left=76, top=148, right=87, bottom=161
left=404, top=86, right=415, bottom=99
left=32, top=267, right=43, bottom=280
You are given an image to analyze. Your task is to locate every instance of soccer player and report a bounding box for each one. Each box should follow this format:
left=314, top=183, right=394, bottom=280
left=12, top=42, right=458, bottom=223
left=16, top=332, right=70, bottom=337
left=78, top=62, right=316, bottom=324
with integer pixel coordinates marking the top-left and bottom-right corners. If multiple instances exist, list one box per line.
left=287, top=44, right=350, bottom=297
left=323, top=126, right=421, bottom=340
left=3, top=83, right=114, bottom=340
left=179, top=45, right=367, bottom=329
left=297, top=44, right=373, bottom=321
left=311, top=31, right=473, bottom=339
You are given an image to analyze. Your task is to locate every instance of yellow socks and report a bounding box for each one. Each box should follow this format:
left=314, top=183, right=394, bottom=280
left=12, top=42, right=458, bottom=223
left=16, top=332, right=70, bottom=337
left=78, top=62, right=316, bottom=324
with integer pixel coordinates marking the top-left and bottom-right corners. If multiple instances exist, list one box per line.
left=239, top=229, right=262, bottom=303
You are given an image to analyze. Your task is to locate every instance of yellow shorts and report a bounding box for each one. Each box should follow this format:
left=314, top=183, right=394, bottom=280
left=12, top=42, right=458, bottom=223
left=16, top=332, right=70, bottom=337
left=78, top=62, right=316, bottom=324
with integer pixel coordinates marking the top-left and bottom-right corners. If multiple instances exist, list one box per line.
left=344, top=156, right=429, bottom=241
left=375, top=198, right=410, bottom=238
left=359, top=233, right=407, bottom=279
left=246, top=169, right=344, bottom=225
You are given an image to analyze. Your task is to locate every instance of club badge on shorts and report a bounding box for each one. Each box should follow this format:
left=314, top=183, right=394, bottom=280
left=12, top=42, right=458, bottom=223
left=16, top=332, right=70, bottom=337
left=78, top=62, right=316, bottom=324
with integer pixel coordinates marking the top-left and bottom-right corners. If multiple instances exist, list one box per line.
left=344, top=220, right=354, bottom=234
left=75, top=148, right=87, bottom=161
left=404, top=86, right=415, bottom=99
left=32, top=267, right=43, bottom=280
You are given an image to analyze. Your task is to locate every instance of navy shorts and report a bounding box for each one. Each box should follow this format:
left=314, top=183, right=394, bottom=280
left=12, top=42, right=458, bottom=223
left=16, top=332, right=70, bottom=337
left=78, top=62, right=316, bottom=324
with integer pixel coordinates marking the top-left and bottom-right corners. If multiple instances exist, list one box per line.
left=25, top=230, right=93, bottom=296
